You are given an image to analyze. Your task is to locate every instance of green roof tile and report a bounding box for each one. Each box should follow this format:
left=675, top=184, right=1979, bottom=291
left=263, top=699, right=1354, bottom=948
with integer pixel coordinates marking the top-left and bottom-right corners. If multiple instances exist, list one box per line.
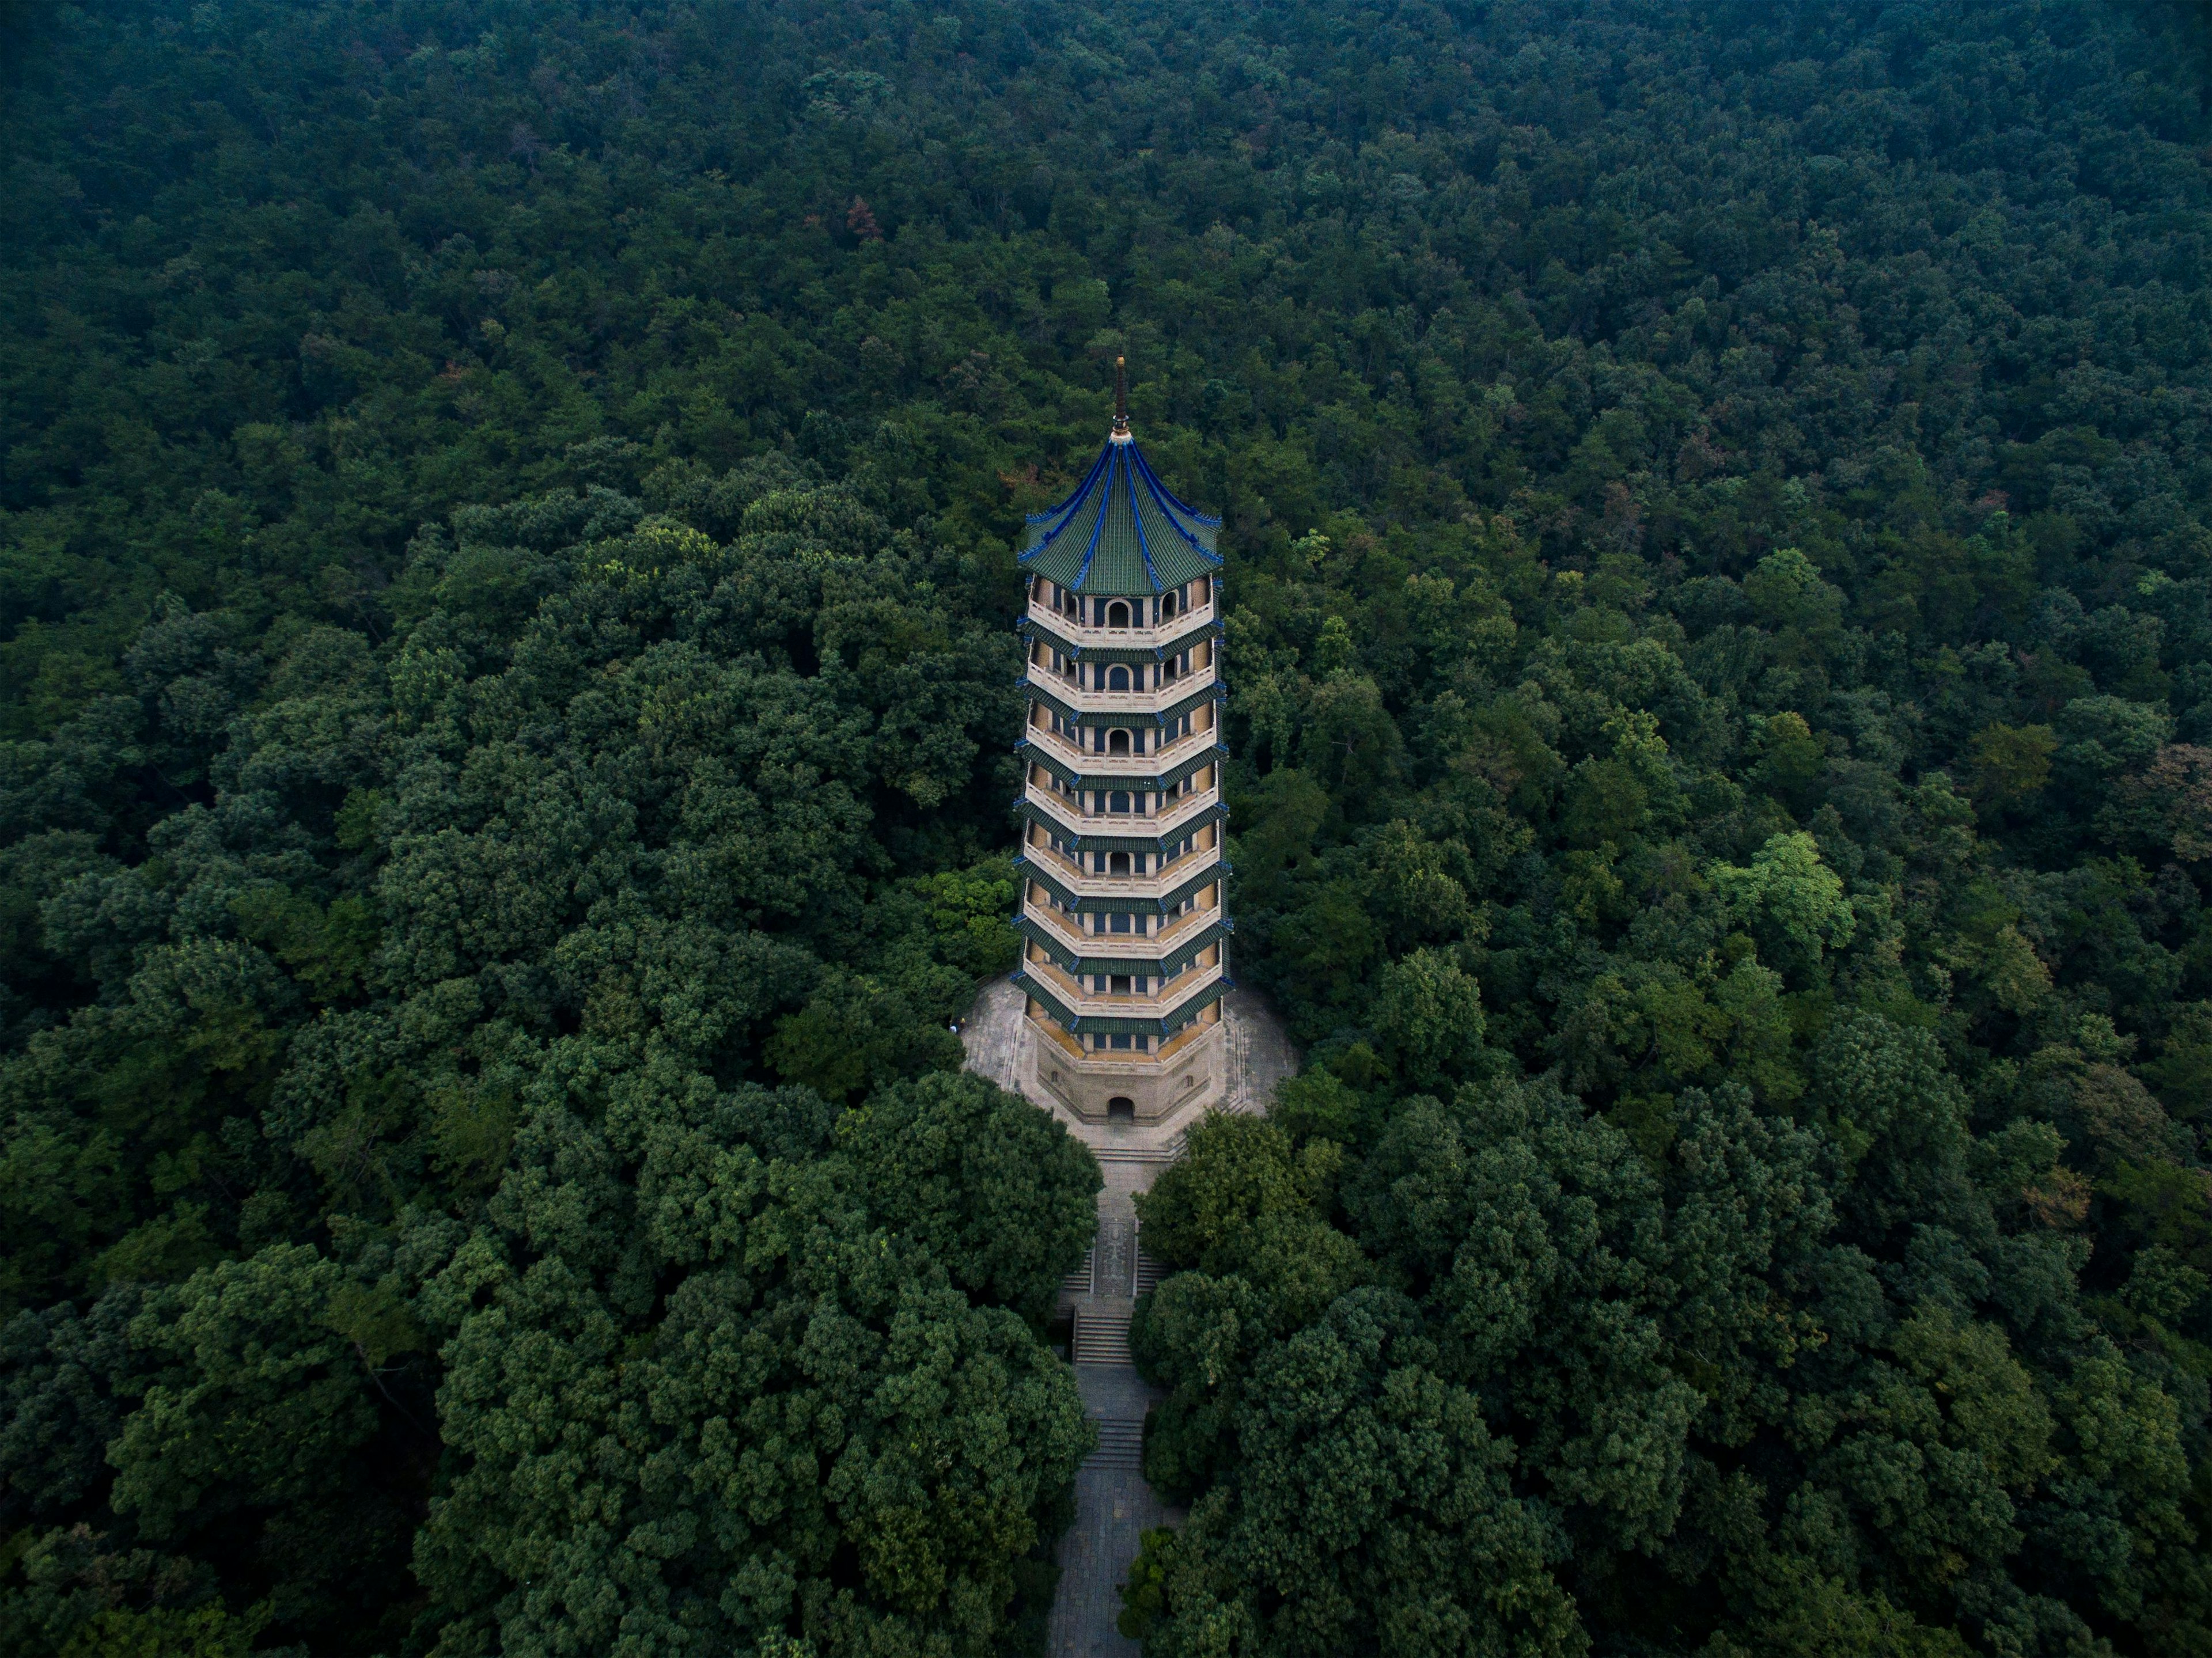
left=1021, top=432, right=1221, bottom=595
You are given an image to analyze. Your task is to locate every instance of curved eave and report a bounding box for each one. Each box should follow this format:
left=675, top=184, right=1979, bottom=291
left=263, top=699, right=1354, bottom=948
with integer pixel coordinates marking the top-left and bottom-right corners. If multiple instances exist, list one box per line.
left=1020, top=443, right=1113, bottom=569
left=1020, top=432, right=1222, bottom=597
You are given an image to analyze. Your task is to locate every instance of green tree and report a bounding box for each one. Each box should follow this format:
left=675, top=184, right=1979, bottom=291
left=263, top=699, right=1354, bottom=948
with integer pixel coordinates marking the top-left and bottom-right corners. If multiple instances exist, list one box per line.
left=1968, top=722, right=2058, bottom=810
left=1710, top=833, right=1856, bottom=961
left=415, top=1075, right=1092, bottom=1657
left=6, top=2, right=2212, bottom=1653
left=842, top=1071, right=1100, bottom=1323
left=1369, top=948, right=1488, bottom=1089
left=1120, top=1292, right=1585, bottom=1658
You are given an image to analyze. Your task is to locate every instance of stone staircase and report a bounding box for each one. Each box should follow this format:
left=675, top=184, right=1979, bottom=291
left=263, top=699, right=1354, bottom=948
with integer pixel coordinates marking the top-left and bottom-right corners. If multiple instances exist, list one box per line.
left=1133, top=1248, right=1164, bottom=1297
left=1062, top=1247, right=1096, bottom=1300
left=953, top=976, right=1298, bottom=1655
left=1073, top=1301, right=1134, bottom=1365
left=1087, top=1419, right=1145, bottom=1470
left=1092, top=1141, right=1182, bottom=1166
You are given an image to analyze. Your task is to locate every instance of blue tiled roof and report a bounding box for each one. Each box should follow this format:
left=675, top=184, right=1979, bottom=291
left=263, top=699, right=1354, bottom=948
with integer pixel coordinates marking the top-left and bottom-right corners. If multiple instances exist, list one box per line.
left=1020, top=433, right=1221, bottom=595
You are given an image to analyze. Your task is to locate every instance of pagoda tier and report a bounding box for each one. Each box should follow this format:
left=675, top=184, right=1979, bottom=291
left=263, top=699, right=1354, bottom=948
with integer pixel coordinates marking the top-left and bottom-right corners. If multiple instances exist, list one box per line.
left=1010, top=393, right=1230, bottom=1127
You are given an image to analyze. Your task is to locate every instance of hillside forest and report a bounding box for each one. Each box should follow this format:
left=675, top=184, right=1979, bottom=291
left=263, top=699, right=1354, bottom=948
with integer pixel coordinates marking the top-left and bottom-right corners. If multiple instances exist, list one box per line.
left=8, top=2, right=2212, bottom=1656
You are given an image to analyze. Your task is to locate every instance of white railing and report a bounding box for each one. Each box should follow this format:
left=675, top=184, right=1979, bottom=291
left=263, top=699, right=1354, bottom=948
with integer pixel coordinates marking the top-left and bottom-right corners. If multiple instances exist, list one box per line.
left=1021, top=839, right=1225, bottom=901
left=1024, top=780, right=1217, bottom=843
left=1024, top=663, right=1218, bottom=715
left=1026, top=593, right=1216, bottom=645
left=1022, top=894, right=1225, bottom=957
left=1024, top=955, right=1226, bottom=1019
left=1022, top=721, right=1218, bottom=776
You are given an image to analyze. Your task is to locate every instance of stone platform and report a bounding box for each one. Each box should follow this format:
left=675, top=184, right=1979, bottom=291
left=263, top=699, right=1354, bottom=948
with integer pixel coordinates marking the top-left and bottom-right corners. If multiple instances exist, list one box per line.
left=962, top=977, right=1296, bottom=1148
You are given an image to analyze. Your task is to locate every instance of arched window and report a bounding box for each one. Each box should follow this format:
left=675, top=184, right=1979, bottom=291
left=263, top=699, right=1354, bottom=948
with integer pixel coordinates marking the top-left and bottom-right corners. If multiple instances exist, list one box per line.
left=1107, top=601, right=1131, bottom=628
left=1109, top=791, right=1131, bottom=814
left=1109, top=851, right=1131, bottom=875
left=1161, top=590, right=1179, bottom=619
left=1108, top=729, right=1131, bottom=755
left=1107, top=665, right=1131, bottom=691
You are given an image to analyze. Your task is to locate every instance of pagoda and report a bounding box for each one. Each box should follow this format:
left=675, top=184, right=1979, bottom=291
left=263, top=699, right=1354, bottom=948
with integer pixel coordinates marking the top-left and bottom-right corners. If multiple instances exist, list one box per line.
left=1011, top=361, right=1230, bottom=1125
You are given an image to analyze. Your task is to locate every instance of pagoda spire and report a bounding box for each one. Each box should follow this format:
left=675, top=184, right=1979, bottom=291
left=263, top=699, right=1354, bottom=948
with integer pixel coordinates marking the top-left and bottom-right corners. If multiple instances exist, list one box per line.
left=1111, top=355, right=1130, bottom=441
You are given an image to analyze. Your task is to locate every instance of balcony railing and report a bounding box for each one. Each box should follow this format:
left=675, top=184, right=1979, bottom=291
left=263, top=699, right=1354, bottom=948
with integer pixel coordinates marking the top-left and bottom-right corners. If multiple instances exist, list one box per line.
left=1021, top=954, right=1227, bottom=1020
left=1017, top=840, right=1226, bottom=903
left=1020, top=721, right=1218, bottom=776
left=1021, top=893, right=1225, bottom=959
left=1024, top=594, right=1216, bottom=647
left=1020, top=663, right=1219, bottom=717
left=1022, top=780, right=1218, bottom=842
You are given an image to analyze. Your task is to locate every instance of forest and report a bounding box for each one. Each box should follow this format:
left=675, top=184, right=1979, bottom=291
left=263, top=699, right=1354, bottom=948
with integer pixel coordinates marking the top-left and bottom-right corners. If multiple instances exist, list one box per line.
left=6, top=0, right=2212, bottom=1653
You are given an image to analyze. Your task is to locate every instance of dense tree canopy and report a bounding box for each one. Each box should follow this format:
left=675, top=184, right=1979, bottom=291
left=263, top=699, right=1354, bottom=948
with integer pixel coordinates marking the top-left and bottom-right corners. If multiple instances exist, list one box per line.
left=6, top=0, right=2212, bottom=1655
left=0, top=436, right=1097, bottom=1655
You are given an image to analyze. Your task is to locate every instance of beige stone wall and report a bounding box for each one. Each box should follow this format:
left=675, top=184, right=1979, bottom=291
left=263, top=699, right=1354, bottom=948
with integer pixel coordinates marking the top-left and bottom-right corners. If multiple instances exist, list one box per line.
left=1026, top=1009, right=1226, bottom=1125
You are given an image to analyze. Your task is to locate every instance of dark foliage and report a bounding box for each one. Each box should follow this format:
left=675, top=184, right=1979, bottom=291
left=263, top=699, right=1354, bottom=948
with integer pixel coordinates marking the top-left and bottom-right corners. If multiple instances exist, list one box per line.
left=4, top=1, right=2212, bottom=1655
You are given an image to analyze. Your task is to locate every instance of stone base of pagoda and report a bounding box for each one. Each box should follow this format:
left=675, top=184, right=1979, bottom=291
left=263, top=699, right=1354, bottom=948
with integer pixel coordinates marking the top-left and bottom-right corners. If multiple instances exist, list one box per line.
left=1024, top=1016, right=1227, bottom=1128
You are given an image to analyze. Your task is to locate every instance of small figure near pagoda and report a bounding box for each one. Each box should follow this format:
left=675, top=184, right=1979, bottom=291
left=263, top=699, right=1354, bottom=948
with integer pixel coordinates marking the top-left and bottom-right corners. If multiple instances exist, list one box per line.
left=1009, top=361, right=1230, bottom=1125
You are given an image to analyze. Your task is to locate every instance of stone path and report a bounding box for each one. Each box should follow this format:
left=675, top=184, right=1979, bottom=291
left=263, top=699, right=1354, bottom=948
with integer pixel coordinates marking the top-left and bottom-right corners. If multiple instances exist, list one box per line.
left=959, top=974, right=1028, bottom=1094
left=960, top=977, right=1297, bottom=1658
left=1051, top=1367, right=1179, bottom=1657
left=1221, top=985, right=1298, bottom=1117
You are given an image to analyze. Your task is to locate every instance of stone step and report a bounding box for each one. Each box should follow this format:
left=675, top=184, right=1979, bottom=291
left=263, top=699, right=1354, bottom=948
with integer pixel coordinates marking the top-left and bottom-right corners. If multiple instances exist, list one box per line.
left=1087, top=1419, right=1145, bottom=1470
left=1073, top=1303, right=1134, bottom=1365
left=1061, top=1248, right=1095, bottom=1299
left=1093, top=1143, right=1181, bottom=1164
left=1133, top=1248, right=1165, bottom=1297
